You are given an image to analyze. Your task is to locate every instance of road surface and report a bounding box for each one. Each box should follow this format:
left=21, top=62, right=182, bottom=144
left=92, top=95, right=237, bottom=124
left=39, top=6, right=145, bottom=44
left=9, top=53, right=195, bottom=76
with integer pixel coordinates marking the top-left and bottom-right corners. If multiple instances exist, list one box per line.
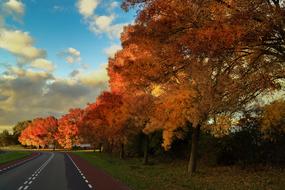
left=0, top=152, right=93, bottom=190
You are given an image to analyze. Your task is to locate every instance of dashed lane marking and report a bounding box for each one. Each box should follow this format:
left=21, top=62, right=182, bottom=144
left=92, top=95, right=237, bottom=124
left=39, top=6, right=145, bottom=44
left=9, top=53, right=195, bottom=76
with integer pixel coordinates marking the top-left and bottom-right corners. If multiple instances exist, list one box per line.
left=17, top=153, right=54, bottom=190
left=67, top=154, right=93, bottom=189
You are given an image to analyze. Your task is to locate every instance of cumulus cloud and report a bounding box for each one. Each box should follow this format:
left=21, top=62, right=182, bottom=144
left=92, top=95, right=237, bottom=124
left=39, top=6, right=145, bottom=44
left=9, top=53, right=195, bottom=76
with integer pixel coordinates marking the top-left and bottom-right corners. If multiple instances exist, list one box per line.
left=78, top=66, right=108, bottom=86
left=0, top=0, right=109, bottom=131
left=77, top=0, right=99, bottom=18
left=0, top=68, right=108, bottom=127
left=4, top=0, right=25, bottom=16
left=60, top=47, right=81, bottom=64
left=76, top=0, right=127, bottom=39
left=104, top=44, right=121, bottom=58
left=0, top=29, right=46, bottom=62
left=31, top=58, right=55, bottom=72
left=68, top=47, right=81, bottom=57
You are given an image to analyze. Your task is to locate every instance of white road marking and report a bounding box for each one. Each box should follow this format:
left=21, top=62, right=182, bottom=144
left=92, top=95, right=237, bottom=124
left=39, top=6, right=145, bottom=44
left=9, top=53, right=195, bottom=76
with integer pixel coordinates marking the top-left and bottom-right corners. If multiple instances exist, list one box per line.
left=67, top=154, right=93, bottom=189
left=18, top=186, right=23, bottom=190
left=17, top=153, right=54, bottom=190
left=0, top=153, right=40, bottom=174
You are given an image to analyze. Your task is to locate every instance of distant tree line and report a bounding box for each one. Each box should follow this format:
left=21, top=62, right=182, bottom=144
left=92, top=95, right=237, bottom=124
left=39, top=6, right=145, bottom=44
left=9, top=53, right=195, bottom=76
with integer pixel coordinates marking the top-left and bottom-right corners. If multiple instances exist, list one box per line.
left=0, top=121, right=31, bottom=147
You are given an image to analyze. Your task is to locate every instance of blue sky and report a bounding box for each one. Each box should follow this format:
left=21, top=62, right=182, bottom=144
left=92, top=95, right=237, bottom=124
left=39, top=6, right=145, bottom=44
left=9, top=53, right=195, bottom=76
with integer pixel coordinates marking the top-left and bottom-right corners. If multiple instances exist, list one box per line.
left=1, top=0, right=135, bottom=77
left=0, top=0, right=135, bottom=130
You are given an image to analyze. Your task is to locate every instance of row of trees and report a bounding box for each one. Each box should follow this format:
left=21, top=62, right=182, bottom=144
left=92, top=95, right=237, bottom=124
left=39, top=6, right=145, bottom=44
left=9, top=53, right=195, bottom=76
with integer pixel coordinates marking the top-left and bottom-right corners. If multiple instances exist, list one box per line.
left=18, top=0, right=285, bottom=175
left=0, top=121, right=31, bottom=147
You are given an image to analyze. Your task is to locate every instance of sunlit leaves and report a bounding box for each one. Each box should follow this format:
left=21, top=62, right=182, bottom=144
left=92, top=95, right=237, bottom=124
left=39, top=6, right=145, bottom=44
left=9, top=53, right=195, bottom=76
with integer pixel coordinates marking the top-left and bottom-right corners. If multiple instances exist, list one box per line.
left=56, top=108, right=84, bottom=149
left=19, top=116, right=58, bottom=147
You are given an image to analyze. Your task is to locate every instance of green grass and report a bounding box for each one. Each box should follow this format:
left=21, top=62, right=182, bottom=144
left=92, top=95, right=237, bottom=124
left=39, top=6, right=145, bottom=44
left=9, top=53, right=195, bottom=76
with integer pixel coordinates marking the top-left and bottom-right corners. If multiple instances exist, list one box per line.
left=0, top=151, right=31, bottom=165
left=73, top=152, right=285, bottom=190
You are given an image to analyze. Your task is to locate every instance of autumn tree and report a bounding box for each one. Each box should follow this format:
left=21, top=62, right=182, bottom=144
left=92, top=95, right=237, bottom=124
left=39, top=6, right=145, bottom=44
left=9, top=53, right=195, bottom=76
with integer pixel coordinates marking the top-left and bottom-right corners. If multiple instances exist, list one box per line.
left=108, top=47, right=158, bottom=162
left=260, top=99, right=285, bottom=140
left=116, top=0, right=285, bottom=174
left=81, top=101, right=107, bottom=151
left=19, top=116, right=58, bottom=148
left=56, top=108, right=84, bottom=149
left=83, top=91, right=134, bottom=158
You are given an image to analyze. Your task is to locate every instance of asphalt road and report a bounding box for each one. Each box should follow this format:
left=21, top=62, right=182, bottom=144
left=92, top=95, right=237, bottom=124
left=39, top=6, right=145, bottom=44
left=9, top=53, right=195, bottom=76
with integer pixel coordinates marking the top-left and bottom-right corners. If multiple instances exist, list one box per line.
left=0, top=152, right=92, bottom=190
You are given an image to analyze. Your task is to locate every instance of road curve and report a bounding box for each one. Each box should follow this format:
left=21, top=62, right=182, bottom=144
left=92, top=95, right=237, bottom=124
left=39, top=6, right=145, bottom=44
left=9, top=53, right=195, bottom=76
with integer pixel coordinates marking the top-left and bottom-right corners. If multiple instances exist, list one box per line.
left=0, top=152, right=92, bottom=190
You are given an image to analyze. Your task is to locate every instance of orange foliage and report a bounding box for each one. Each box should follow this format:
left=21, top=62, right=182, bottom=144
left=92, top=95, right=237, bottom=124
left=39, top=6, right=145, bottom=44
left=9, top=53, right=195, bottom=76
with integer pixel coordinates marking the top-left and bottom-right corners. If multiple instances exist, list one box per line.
left=117, top=0, right=285, bottom=150
left=19, top=116, right=58, bottom=148
left=56, top=108, right=84, bottom=149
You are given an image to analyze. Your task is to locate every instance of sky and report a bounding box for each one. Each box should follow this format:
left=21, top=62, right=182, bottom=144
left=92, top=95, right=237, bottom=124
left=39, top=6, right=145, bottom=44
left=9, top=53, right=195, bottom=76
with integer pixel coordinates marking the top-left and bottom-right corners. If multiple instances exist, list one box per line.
left=0, top=0, right=136, bottom=131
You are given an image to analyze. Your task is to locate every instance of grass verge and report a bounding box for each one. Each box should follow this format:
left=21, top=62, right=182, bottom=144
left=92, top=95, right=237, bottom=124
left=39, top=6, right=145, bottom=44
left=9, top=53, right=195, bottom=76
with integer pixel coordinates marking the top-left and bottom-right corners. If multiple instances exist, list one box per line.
left=73, top=151, right=285, bottom=190
left=0, top=151, right=31, bottom=165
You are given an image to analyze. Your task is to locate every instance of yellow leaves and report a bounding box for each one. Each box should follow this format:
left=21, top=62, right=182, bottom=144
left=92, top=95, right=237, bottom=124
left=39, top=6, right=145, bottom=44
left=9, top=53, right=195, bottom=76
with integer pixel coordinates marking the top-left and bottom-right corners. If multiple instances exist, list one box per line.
left=260, top=100, right=285, bottom=139
left=150, top=84, right=164, bottom=97
left=145, top=84, right=200, bottom=149
left=204, top=115, right=234, bottom=138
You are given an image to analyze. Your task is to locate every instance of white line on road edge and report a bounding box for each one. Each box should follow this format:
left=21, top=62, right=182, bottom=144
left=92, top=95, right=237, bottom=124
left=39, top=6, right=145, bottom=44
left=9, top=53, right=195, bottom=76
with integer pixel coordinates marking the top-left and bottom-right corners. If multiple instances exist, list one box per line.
left=0, top=153, right=41, bottom=174
left=17, top=153, right=54, bottom=190
left=67, top=154, right=93, bottom=189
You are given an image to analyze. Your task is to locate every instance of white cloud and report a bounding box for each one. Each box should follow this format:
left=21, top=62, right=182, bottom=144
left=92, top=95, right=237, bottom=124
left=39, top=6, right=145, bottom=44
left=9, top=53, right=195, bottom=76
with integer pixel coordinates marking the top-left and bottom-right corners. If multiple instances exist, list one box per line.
left=87, top=14, right=126, bottom=38
left=76, top=0, right=127, bottom=39
left=0, top=0, right=110, bottom=129
left=4, top=0, right=25, bottom=15
left=61, top=47, right=81, bottom=64
left=78, top=67, right=108, bottom=86
left=0, top=67, right=108, bottom=127
left=94, top=15, right=115, bottom=30
left=104, top=44, right=121, bottom=58
left=77, top=0, right=100, bottom=18
left=0, top=29, right=46, bottom=61
left=65, top=56, right=75, bottom=64
left=31, top=58, right=55, bottom=72
left=68, top=47, right=81, bottom=57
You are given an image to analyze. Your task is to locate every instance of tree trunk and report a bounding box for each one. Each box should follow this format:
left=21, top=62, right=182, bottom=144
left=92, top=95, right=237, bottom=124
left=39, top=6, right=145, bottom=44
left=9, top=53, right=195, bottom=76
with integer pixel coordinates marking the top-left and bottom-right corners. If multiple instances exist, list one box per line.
left=188, top=125, right=201, bottom=175
left=143, top=135, right=149, bottom=165
left=120, top=143, right=125, bottom=159
left=97, top=143, right=103, bottom=153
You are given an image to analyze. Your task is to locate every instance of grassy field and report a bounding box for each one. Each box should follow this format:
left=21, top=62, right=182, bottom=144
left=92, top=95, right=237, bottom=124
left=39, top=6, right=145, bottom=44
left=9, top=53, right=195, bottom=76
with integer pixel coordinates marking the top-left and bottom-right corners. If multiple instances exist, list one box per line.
left=74, top=152, right=285, bottom=190
left=0, top=151, right=31, bottom=165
